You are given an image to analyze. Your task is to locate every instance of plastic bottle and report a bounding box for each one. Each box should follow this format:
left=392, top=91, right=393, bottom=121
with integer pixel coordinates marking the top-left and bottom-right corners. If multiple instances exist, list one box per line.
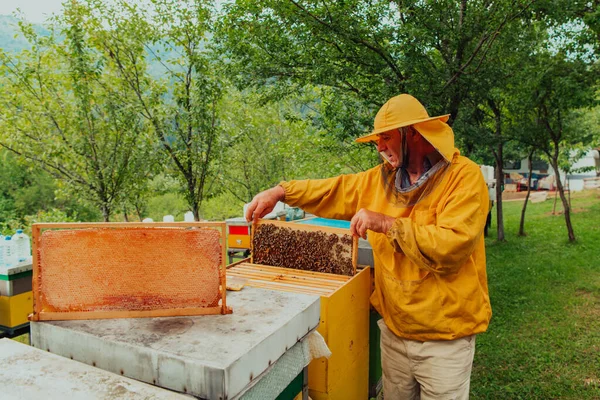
left=13, top=229, right=31, bottom=263
left=0, top=235, right=5, bottom=267
left=4, top=236, right=18, bottom=267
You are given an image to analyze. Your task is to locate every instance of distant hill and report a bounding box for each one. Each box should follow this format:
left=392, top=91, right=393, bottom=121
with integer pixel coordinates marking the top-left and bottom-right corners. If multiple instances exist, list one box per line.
left=0, top=14, right=209, bottom=80
left=0, top=15, right=50, bottom=53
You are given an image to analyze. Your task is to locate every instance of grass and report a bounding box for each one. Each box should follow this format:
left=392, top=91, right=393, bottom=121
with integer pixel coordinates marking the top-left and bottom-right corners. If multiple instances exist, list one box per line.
left=472, top=189, right=600, bottom=399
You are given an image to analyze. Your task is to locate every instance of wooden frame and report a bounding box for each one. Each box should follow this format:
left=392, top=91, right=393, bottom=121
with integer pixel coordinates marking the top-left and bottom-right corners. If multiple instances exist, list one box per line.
left=30, top=222, right=231, bottom=321
left=251, top=219, right=358, bottom=275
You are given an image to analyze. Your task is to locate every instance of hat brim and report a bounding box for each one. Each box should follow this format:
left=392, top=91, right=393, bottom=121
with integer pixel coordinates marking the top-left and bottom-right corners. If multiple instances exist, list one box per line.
left=355, top=114, right=450, bottom=143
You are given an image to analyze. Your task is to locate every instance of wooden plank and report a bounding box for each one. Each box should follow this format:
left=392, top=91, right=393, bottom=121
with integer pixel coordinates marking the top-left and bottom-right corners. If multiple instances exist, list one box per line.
left=231, top=264, right=349, bottom=283
left=226, top=257, right=251, bottom=269
left=226, top=271, right=342, bottom=291
left=31, top=224, right=41, bottom=323
left=227, top=278, right=333, bottom=296
left=254, top=219, right=353, bottom=236
left=217, top=222, right=228, bottom=313
left=31, top=306, right=225, bottom=321
left=236, top=263, right=350, bottom=281
left=32, top=222, right=225, bottom=229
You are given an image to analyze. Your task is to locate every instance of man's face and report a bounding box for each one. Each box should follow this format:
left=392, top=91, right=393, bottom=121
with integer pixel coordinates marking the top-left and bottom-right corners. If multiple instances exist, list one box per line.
left=376, top=129, right=402, bottom=168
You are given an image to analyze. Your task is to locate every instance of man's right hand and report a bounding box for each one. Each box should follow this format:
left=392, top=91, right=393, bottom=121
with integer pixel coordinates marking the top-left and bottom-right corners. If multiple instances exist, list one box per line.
left=245, top=185, right=286, bottom=222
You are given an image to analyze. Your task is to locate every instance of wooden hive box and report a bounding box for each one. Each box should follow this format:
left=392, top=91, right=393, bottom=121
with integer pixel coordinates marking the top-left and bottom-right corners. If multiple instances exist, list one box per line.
left=31, top=222, right=231, bottom=321
left=0, top=263, right=33, bottom=330
left=231, top=220, right=371, bottom=400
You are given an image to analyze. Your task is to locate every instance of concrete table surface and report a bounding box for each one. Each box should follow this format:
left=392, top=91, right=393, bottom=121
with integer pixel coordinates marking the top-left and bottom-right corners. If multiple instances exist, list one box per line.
left=31, top=287, right=320, bottom=400
left=0, top=338, right=192, bottom=399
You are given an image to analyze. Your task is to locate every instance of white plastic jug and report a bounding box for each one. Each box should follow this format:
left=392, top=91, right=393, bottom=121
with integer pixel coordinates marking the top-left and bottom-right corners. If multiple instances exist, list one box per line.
left=4, top=236, right=18, bottom=267
left=13, top=229, right=31, bottom=263
left=0, top=235, right=5, bottom=267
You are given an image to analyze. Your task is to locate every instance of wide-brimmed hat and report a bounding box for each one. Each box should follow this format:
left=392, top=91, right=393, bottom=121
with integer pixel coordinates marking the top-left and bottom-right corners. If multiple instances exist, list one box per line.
left=355, top=94, right=450, bottom=143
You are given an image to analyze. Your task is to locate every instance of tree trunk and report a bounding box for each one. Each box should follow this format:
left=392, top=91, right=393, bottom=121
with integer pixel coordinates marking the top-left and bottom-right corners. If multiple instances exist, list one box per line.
left=101, top=204, right=110, bottom=222
left=550, top=158, right=576, bottom=241
left=192, top=201, right=200, bottom=221
left=518, top=150, right=534, bottom=236
left=135, top=204, right=144, bottom=221
left=553, top=189, right=558, bottom=214
left=123, top=205, right=129, bottom=222
left=567, top=177, right=571, bottom=209
left=494, top=154, right=505, bottom=241
left=489, top=99, right=505, bottom=242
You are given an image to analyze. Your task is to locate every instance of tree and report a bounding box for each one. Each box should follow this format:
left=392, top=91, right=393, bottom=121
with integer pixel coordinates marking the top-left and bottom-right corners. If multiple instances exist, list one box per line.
left=0, top=149, right=99, bottom=226
left=518, top=148, right=535, bottom=236
left=86, top=0, right=224, bottom=221
left=216, top=0, right=535, bottom=137
left=0, top=12, right=155, bottom=221
left=511, top=52, right=598, bottom=241
left=450, top=13, right=542, bottom=241
left=218, top=90, right=377, bottom=204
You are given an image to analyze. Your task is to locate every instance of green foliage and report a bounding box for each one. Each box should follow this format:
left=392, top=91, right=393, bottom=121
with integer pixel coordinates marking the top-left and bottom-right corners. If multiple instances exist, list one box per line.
left=217, top=89, right=380, bottom=204
left=1, top=208, right=80, bottom=237
left=83, top=0, right=224, bottom=220
left=216, top=0, right=538, bottom=138
left=145, top=192, right=189, bottom=222
left=0, top=149, right=98, bottom=228
left=0, top=8, right=157, bottom=221
left=199, top=191, right=243, bottom=221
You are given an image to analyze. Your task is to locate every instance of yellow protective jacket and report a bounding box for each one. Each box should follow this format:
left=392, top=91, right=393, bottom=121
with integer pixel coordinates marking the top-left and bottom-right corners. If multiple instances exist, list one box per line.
left=280, top=149, right=491, bottom=341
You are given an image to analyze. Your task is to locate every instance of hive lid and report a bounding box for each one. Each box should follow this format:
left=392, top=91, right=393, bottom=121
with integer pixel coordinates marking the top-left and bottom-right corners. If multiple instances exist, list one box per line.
left=30, top=222, right=231, bottom=321
left=30, top=287, right=320, bottom=400
left=0, top=338, right=192, bottom=399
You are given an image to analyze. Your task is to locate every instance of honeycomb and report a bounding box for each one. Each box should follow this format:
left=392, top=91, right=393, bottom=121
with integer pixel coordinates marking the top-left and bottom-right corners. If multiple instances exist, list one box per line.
left=34, top=227, right=225, bottom=318
left=252, top=223, right=355, bottom=276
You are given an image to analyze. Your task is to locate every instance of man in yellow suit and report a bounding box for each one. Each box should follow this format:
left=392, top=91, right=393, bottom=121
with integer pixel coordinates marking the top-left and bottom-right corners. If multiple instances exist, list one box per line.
left=246, top=94, right=491, bottom=399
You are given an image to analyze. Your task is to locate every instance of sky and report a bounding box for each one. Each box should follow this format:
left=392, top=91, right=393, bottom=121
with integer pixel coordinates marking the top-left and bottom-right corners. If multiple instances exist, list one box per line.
left=0, top=0, right=65, bottom=23
left=0, top=0, right=229, bottom=23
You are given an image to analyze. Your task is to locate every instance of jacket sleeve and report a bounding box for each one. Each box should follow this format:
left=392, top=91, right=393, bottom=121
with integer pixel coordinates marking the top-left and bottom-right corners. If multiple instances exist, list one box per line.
left=279, top=169, right=371, bottom=221
left=386, top=165, right=489, bottom=275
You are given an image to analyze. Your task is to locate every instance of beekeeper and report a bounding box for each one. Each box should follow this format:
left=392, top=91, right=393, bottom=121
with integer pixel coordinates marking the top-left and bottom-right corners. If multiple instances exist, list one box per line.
left=246, top=94, right=491, bottom=399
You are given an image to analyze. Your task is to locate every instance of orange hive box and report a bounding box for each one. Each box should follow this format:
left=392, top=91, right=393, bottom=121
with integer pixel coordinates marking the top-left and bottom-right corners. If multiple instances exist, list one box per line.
left=30, top=222, right=231, bottom=321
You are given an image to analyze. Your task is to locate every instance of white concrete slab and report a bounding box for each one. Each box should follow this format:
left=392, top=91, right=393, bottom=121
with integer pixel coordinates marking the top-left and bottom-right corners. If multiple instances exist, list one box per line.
left=0, top=338, right=192, bottom=399
left=31, top=287, right=320, bottom=400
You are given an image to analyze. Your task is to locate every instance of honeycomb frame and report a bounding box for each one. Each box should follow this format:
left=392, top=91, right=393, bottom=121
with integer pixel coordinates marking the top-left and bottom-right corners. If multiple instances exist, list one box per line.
left=30, top=222, right=231, bottom=321
left=251, top=220, right=358, bottom=276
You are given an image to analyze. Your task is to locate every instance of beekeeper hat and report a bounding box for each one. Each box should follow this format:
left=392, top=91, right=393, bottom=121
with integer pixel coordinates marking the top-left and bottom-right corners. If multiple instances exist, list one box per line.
left=355, top=94, right=450, bottom=143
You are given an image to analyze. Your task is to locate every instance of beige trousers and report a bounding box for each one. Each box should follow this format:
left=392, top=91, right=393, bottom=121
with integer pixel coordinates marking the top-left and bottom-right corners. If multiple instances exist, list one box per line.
left=378, top=320, right=476, bottom=400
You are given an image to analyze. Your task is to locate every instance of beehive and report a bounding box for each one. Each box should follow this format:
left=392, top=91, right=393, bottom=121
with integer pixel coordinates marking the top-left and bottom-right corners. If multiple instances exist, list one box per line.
left=228, top=263, right=370, bottom=400
left=226, top=217, right=251, bottom=251
left=0, top=262, right=33, bottom=330
left=252, top=220, right=357, bottom=276
left=30, top=222, right=231, bottom=321
left=244, top=220, right=368, bottom=400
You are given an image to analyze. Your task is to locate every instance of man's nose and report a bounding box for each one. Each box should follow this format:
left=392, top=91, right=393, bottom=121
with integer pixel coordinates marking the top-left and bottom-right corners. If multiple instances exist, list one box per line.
left=377, top=140, right=385, bottom=151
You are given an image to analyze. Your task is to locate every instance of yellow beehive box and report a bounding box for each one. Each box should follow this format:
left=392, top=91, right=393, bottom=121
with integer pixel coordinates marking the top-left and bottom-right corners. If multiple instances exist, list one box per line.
left=228, top=234, right=251, bottom=249
left=226, top=218, right=252, bottom=250
left=0, top=291, right=33, bottom=328
left=228, top=264, right=371, bottom=400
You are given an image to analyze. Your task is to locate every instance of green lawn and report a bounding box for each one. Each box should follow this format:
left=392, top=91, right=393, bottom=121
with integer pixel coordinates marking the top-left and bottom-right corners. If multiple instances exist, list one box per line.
left=472, top=190, right=600, bottom=399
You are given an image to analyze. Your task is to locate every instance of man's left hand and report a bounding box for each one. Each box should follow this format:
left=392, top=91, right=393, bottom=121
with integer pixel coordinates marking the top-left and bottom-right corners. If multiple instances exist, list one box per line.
left=350, top=208, right=395, bottom=239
